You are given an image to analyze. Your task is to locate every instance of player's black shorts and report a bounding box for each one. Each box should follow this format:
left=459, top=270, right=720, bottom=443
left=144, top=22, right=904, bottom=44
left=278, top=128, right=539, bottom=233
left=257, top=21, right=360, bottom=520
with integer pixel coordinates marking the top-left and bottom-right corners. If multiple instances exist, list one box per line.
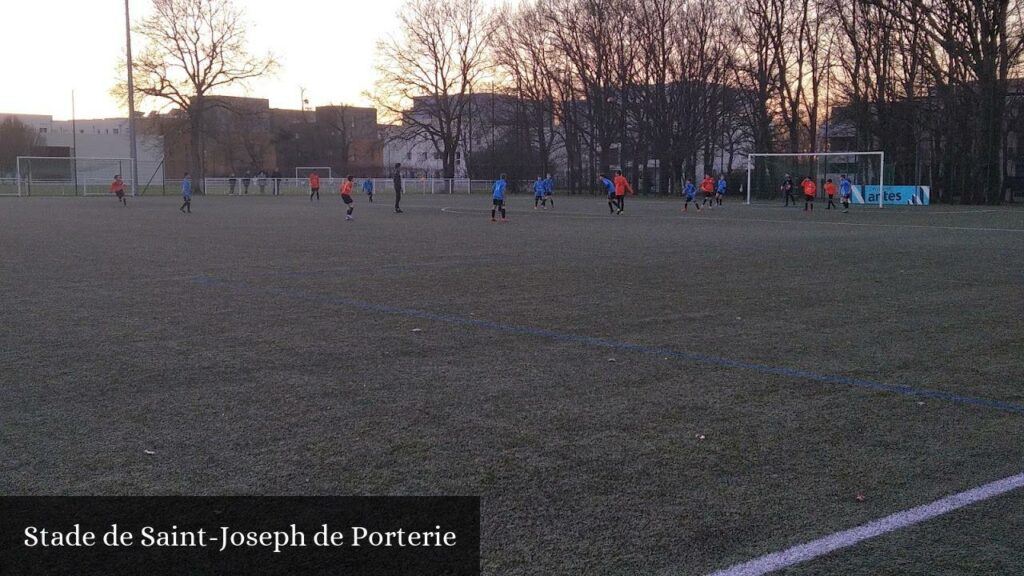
left=493, top=199, right=504, bottom=207
left=115, top=191, right=124, bottom=199
left=311, top=187, right=320, bottom=193
left=342, top=194, right=353, bottom=204
left=805, top=195, right=815, bottom=201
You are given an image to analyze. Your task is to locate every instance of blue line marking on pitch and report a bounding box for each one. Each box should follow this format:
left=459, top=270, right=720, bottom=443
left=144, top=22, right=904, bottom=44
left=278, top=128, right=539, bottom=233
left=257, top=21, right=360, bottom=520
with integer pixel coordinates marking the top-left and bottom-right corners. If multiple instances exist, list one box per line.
left=193, top=276, right=1024, bottom=416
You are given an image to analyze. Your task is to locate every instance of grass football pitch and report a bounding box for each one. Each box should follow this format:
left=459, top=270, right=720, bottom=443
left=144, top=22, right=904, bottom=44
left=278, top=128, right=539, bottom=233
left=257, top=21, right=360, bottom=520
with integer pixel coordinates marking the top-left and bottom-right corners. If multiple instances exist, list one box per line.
left=1, top=192, right=1023, bottom=575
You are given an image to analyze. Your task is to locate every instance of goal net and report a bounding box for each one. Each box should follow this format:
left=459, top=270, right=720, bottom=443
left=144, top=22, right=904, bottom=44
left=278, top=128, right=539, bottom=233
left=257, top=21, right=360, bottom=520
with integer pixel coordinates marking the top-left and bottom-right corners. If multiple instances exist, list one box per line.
left=15, top=156, right=164, bottom=197
left=745, top=152, right=891, bottom=206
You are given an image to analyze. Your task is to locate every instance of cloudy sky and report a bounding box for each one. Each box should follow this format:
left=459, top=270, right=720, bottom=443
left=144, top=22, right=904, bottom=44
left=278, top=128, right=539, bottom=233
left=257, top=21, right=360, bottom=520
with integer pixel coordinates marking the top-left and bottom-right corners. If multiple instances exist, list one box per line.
left=0, top=0, right=426, bottom=120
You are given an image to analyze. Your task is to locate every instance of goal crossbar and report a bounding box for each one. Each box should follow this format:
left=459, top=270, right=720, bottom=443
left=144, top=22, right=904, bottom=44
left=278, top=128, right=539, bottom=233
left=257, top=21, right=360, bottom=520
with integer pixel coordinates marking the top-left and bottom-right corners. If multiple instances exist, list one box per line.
left=295, top=166, right=333, bottom=180
left=745, top=151, right=885, bottom=207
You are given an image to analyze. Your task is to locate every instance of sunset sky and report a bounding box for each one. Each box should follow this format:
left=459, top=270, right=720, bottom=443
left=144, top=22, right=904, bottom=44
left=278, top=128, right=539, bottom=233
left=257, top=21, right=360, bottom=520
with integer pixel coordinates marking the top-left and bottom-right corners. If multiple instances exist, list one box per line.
left=0, top=0, right=433, bottom=120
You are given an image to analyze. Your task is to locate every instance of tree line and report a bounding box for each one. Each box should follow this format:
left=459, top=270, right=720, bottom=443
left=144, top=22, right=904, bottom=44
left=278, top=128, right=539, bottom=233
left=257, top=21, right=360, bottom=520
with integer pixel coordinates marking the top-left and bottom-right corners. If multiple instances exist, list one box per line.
left=5, top=0, right=1019, bottom=202
left=376, top=0, right=1024, bottom=202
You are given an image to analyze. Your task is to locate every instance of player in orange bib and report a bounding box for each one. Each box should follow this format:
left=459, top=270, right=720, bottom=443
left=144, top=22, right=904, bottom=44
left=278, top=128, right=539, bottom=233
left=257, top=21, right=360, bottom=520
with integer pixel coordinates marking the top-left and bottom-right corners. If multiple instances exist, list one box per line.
left=700, top=175, right=715, bottom=208
left=612, top=170, right=633, bottom=214
left=110, top=174, right=127, bottom=206
left=824, top=178, right=838, bottom=210
left=801, top=177, right=817, bottom=211
left=341, top=175, right=355, bottom=220
left=309, top=171, right=321, bottom=202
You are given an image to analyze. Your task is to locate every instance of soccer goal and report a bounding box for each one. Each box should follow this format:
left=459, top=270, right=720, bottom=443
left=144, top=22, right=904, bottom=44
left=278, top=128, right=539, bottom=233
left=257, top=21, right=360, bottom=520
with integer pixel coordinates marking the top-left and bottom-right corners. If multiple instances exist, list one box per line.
left=295, top=166, right=332, bottom=180
left=745, top=151, right=887, bottom=207
left=14, top=156, right=162, bottom=197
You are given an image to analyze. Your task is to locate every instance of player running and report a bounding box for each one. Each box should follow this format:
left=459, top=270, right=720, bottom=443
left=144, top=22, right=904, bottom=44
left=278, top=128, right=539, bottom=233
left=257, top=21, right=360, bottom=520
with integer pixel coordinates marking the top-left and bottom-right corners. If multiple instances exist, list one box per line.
left=801, top=176, right=816, bottom=211
left=309, top=171, right=320, bottom=202
left=715, top=174, right=727, bottom=206
left=781, top=174, right=798, bottom=207
left=613, top=170, right=633, bottom=214
left=533, top=176, right=545, bottom=209
left=110, top=174, right=127, bottom=206
left=600, top=174, right=617, bottom=214
left=700, top=174, right=715, bottom=208
left=682, top=178, right=700, bottom=212
left=542, top=174, right=554, bottom=208
left=825, top=178, right=838, bottom=209
left=491, top=174, right=508, bottom=222
left=362, top=178, right=374, bottom=202
left=839, top=175, right=852, bottom=213
left=180, top=172, right=192, bottom=213
left=341, top=176, right=355, bottom=220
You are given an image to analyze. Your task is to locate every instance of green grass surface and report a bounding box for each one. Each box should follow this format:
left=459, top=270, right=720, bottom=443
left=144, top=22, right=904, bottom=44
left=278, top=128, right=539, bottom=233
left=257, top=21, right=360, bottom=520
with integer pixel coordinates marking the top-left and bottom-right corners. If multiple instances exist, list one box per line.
left=1, top=194, right=1022, bottom=575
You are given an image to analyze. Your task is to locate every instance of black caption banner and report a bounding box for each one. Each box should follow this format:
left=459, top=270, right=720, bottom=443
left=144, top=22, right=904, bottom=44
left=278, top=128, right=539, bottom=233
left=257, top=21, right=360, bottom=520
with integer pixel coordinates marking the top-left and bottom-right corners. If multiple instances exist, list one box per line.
left=0, top=497, right=479, bottom=575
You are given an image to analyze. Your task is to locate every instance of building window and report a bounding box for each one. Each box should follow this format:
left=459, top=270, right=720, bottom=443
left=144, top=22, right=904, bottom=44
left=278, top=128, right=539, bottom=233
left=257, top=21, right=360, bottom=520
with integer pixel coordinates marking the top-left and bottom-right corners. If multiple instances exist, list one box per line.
left=406, top=151, right=412, bottom=160
left=39, top=127, right=47, bottom=133
left=113, top=128, right=119, bottom=135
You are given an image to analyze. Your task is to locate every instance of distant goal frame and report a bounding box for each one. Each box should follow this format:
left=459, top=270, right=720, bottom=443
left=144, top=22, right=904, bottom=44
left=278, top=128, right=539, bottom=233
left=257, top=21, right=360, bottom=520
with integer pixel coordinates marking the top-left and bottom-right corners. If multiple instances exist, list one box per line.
left=295, top=166, right=333, bottom=180
left=15, top=156, right=137, bottom=197
left=745, top=151, right=885, bottom=208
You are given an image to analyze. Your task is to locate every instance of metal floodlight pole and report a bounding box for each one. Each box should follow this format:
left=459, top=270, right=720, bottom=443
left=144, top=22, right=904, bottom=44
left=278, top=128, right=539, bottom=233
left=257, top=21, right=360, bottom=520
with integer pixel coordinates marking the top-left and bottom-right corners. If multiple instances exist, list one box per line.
left=125, top=0, right=140, bottom=197
left=72, top=90, right=78, bottom=195
left=746, top=158, right=752, bottom=205
left=879, top=151, right=885, bottom=208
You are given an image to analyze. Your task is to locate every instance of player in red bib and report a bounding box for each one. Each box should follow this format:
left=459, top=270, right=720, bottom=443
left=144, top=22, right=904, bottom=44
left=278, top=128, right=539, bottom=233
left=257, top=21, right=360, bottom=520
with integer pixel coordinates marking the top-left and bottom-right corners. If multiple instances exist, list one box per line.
left=824, top=178, right=838, bottom=210
left=309, top=171, right=320, bottom=202
left=110, top=174, right=127, bottom=206
left=700, top=175, right=715, bottom=208
left=801, top=177, right=816, bottom=211
left=612, top=170, right=633, bottom=214
left=341, top=175, right=355, bottom=220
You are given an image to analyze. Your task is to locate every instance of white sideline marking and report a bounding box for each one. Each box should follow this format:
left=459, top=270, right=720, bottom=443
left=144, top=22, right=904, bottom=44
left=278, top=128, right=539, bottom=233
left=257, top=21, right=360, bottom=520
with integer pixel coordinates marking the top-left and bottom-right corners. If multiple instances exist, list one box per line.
left=707, top=471, right=1024, bottom=576
left=440, top=206, right=1024, bottom=233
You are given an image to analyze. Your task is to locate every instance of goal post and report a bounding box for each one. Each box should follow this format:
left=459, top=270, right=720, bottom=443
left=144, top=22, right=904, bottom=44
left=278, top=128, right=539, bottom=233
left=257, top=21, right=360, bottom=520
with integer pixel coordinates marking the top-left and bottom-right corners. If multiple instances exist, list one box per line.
left=746, top=151, right=886, bottom=207
left=15, top=156, right=164, bottom=197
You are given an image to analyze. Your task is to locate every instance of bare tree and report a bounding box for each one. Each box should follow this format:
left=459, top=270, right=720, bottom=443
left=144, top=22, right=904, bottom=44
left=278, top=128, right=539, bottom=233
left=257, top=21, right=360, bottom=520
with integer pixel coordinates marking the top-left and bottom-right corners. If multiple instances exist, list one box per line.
left=120, top=0, right=276, bottom=189
left=373, top=0, right=493, bottom=178
left=491, top=3, right=562, bottom=180
left=0, top=117, right=36, bottom=177
left=731, top=0, right=784, bottom=157
left=866, top=0, right=1024, bottom=202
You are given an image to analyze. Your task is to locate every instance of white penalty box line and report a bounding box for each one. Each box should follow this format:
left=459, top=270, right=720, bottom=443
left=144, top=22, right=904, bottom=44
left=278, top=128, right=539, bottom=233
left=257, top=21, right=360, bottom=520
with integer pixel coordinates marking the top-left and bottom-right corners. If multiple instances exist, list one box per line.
left=706, top=470, right=1024, bottom=576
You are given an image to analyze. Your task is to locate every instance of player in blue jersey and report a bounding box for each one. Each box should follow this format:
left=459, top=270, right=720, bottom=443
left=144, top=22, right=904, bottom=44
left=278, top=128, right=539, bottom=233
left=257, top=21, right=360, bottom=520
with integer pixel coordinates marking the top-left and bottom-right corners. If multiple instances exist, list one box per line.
left=491, top=174, right=508, bottom=222
left=682, top=178, right=700, bottom=212
left=542, top=174, right=554, bottom=208
left=179, top=172, right=192, bottom=213
left=600, top=174, right=616, bottom=214
left=715, top=175, right=727, bottom=206
left=533, top=176, right=545, bottom=209
left=839, top=174, right=852, bottom=213
left=362, top=178, right=374, bottom=202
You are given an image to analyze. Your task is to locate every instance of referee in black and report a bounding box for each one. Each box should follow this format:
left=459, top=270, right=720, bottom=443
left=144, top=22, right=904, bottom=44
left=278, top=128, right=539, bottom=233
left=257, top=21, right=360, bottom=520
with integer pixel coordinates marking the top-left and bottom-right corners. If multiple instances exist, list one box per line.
left=393, top=163, right=404, bottom=213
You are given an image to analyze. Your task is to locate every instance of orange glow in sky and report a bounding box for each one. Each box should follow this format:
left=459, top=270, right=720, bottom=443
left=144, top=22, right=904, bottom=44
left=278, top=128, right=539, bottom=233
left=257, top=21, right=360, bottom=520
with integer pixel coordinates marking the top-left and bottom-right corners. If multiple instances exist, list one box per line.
left=0, top=0, right=422, bottom=119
